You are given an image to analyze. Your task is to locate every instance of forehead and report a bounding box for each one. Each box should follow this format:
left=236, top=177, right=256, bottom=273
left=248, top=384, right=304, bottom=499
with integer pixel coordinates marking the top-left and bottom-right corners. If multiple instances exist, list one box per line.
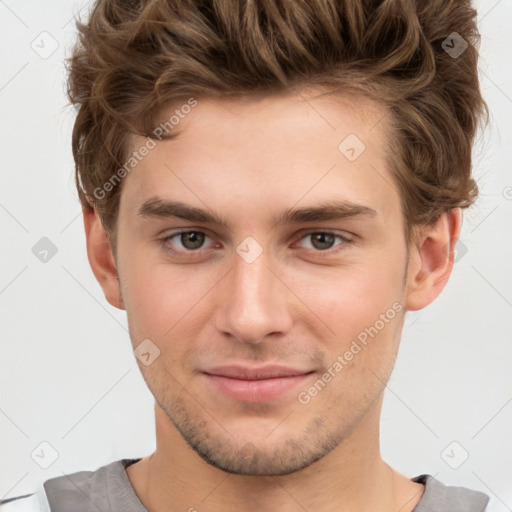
left=120, top=89, right=399, bottom=228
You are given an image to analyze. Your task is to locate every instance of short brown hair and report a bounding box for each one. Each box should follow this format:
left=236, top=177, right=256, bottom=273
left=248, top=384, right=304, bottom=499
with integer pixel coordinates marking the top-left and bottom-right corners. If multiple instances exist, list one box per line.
left=67, top=0, right=487, bottom=249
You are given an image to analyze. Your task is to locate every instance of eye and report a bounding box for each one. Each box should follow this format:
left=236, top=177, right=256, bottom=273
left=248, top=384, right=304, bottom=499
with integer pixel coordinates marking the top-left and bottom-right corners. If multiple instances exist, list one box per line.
left=160, top=229, right=352, bottom=258
left=161, top=230, right=215, bottom=254
left=297, top=231, right=352, bottom=252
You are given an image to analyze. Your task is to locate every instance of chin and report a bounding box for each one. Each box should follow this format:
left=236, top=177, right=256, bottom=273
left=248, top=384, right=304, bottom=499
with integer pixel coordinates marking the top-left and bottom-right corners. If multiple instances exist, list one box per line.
left=164, top=396, right=345, bottom=476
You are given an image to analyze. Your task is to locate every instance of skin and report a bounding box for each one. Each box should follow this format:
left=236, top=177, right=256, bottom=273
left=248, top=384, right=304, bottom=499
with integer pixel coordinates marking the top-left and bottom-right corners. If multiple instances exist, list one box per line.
left=84, top=89, right=461, bottom=512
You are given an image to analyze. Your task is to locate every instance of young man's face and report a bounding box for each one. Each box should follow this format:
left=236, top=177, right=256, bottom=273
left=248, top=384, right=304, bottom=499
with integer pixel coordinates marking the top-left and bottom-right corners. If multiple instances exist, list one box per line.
left=87, top=90, right=451, bottom=476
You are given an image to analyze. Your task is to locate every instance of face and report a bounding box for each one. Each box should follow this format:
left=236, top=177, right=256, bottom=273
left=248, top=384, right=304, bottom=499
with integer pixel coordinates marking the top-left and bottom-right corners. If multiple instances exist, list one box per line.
left=114, top=90, right=410, bottom=476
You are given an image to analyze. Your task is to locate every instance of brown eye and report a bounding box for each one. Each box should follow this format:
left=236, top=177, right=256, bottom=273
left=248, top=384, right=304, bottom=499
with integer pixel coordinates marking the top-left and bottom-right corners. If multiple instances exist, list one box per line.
left=297, top=231, right=352, bottom=253
left=179, top=231, right=205, bottom=250
left=162, top=230, right=214, bottom=255
left=309, top=233, right=336, bottom=250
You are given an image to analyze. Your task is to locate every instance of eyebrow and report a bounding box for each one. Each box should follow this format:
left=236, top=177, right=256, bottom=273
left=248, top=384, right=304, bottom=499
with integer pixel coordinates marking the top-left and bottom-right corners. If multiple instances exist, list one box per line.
left=137, top=197, right=377, bottom=227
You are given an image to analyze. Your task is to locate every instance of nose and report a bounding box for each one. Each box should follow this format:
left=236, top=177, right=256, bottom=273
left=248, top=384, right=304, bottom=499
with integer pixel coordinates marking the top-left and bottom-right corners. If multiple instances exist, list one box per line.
left=214, top=245, right=293, bottom=345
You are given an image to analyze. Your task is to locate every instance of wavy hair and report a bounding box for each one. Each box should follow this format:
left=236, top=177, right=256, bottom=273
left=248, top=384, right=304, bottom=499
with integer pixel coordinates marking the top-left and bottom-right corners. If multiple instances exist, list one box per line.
left=66, top=0, right=488, bottom=248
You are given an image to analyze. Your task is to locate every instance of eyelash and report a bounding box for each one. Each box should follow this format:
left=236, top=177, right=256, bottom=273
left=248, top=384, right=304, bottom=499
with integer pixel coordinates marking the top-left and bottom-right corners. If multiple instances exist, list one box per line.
left=159, top=230, right=353, bottom=257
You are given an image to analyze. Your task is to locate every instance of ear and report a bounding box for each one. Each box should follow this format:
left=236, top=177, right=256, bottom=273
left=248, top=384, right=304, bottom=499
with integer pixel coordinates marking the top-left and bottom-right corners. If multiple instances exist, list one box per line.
left=405, top=208, right=462, bottom=311
left=82, top=206, right=125, bottom=310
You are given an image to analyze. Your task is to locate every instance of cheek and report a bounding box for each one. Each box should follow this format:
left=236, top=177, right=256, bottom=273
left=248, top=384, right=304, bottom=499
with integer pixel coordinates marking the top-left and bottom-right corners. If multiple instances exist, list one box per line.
left=289, top=259, right=403, bottom=335
left=284, top=251, right=406, bottom=390
left=119, top=247, right=219, bottom=345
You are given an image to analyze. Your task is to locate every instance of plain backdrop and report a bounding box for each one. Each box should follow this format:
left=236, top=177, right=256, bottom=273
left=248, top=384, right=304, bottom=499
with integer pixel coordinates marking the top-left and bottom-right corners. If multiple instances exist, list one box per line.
left=1, top=0, right=511, bottom=509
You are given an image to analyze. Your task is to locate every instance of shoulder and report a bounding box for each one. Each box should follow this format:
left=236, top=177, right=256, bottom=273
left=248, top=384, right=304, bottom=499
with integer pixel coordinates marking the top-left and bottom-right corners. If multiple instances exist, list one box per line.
left=413, top=474, right=490, bottom=512
left=0, top=458, right=142, bottom=512
left=0, top=486, right=50, bottom=512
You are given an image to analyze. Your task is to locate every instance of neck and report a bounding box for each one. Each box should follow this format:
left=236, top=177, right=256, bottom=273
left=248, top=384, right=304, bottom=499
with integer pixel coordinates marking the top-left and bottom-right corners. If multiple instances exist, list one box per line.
left=127, top=398, right=424, bottom=512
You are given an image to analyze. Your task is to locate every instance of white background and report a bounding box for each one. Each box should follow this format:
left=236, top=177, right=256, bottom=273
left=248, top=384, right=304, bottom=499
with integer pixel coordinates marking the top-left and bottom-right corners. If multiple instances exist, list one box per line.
left=1, top=0, right=511, bottom=509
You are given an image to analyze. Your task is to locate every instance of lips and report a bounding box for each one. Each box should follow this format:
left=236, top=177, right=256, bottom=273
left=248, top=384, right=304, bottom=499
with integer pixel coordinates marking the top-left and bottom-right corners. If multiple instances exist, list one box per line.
left=205, top=365, right=311, bottom=380
left=202, top=365, right=314, bottom=403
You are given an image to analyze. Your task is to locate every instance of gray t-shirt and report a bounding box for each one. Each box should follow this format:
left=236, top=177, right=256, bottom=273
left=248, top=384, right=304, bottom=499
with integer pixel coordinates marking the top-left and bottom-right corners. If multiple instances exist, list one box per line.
left=0, top=458, right=490, bottom=511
